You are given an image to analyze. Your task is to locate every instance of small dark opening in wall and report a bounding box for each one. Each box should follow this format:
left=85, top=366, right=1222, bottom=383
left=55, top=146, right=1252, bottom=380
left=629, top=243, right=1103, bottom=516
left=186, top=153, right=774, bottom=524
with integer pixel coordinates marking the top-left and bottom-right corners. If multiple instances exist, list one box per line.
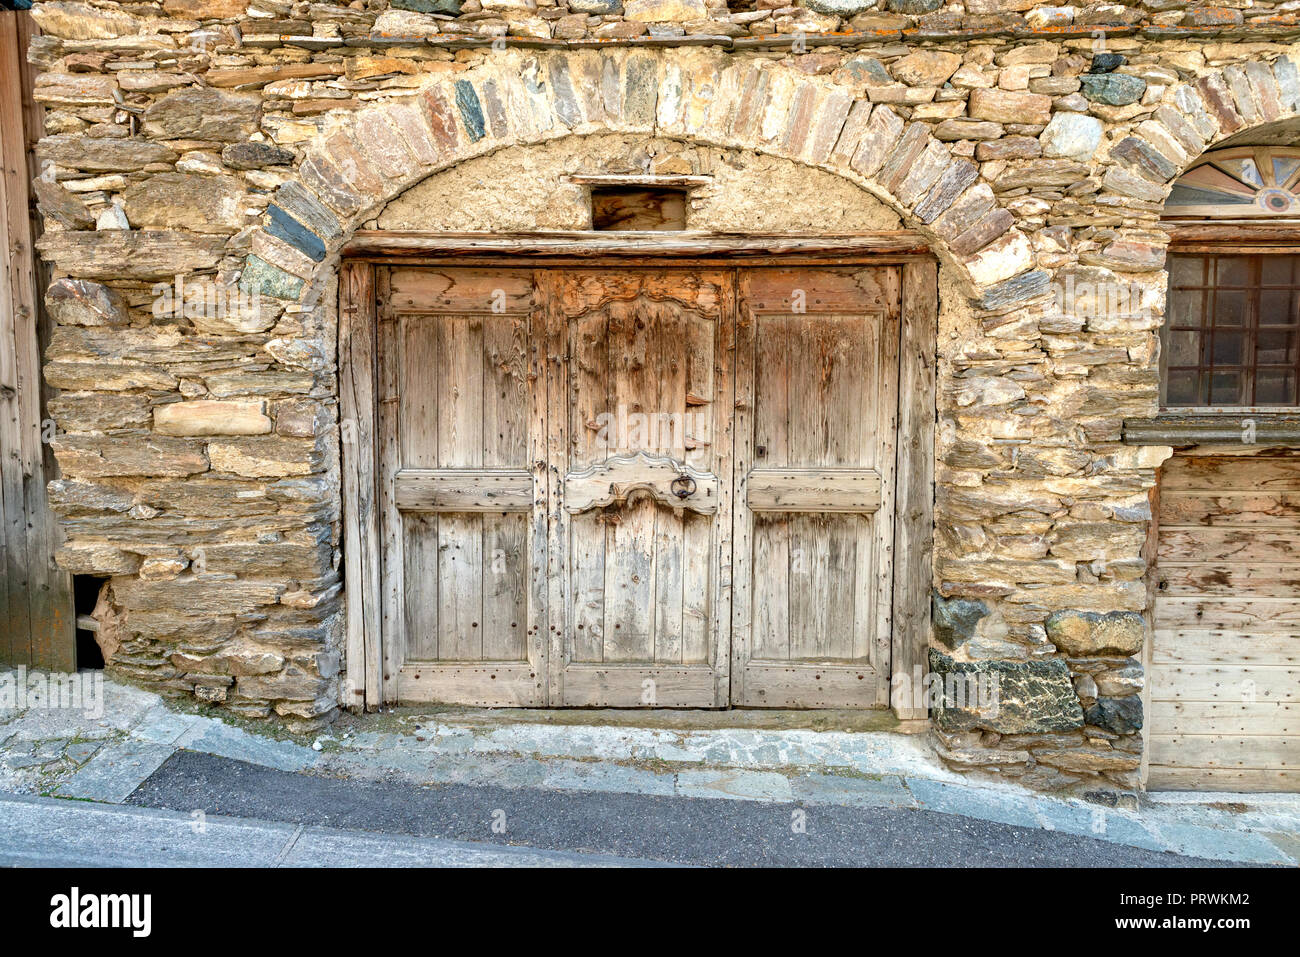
left=73, top=575, right=107, bottom=669
left=591, top=187, right=687, bottom=231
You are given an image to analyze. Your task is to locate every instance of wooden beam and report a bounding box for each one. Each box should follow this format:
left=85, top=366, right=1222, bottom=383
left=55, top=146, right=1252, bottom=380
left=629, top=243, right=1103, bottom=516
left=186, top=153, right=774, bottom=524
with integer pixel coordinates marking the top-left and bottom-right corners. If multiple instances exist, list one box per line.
left=343, top=230, right=931, bottom=260
left=394, top=469, right=533, bottom=512
left=892, top=259, right=937, bottom=720
left=338, top=262, right=384, bottom=710
left=1163, top=220, right=1300, bottom=246
left=564, top=174, right=713, bottom=189
left=0, top=12, right=74, bottom=669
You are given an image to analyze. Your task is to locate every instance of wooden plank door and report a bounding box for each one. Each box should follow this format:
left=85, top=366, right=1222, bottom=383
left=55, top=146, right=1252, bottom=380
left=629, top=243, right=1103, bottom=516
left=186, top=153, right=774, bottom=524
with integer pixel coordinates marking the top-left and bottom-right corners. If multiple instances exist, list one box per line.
left=1149, top=452, right=1300, bottom=791
left=732, top=267, right=902, bottom=707
left=379, top=267, right=548, bottom=705
left=547, top=270, right=734, bottom=706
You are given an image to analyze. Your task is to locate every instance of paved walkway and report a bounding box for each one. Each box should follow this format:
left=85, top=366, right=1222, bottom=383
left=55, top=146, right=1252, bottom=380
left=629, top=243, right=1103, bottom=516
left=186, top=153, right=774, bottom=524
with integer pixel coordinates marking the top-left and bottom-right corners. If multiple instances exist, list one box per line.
left=1, top=670, right=1297, bottom=866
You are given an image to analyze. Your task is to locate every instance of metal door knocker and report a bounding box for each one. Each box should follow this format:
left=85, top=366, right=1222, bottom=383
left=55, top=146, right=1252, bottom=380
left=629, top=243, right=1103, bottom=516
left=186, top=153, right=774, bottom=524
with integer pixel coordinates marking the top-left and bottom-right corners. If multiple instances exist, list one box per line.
left=670, top=474, right=697, bottom=500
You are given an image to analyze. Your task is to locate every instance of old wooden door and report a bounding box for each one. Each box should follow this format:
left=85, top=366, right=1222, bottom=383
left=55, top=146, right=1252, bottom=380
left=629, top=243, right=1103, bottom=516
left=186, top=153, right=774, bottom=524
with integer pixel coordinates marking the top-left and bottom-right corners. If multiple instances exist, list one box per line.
left=548, top=270, right=734, bottom=706
left=378, top=267, right=549, bottom=705
left=731, top=267, right=902, bottom=707
left=364, top=259, right=921, bottom=710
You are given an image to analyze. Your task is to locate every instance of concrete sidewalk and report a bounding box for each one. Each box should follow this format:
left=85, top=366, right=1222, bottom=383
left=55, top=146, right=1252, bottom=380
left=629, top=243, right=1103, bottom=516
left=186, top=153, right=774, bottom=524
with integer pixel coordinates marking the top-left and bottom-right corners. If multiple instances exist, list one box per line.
left=1, top=670, right=1297, bottom=866
left=0, top=792, right=656, bottom=867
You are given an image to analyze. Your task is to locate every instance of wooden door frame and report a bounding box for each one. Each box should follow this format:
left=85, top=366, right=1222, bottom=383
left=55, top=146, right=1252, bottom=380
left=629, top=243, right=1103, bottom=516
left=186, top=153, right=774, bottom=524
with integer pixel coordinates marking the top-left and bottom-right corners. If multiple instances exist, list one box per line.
left=1, top=11, right=75, bottom=669
left=339, top=235, right=936, bottom=715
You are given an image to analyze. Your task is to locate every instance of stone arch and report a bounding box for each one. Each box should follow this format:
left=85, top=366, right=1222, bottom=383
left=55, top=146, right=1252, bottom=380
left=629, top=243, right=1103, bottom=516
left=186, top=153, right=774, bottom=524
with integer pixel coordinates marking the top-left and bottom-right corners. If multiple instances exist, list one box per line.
left=237, top=49, right=1040, bottom=311
left=1106, top=55, right=1300, bottom=205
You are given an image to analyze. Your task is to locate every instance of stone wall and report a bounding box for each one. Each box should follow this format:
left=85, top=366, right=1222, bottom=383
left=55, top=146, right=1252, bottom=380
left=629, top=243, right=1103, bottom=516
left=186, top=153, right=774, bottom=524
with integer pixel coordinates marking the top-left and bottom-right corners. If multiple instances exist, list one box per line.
left=24, top=0, right=1300, bottom=786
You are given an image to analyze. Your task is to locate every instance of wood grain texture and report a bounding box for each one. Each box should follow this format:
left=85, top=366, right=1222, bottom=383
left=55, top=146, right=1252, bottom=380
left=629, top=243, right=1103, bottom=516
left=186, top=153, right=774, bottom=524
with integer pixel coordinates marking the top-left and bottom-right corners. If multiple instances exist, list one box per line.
left=731, top=266, right=905, bottom=709
left=892, top=259, right=936, bottom=718
left=1151, top=452, right=1300, bottom=789
left=351, top=257, right=932, bottom=714
left=339, top=262, right=384, bottom=709
left=0, top=12, right=73, bottom=668
left=549, top=269, right=732, bottom=704
left=746, top=468, right=881, bottom=512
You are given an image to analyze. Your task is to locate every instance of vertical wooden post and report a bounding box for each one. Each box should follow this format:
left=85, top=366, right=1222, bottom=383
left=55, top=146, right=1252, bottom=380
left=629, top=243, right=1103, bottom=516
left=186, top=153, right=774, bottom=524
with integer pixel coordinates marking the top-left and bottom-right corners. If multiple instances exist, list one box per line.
left=339, top=262, right=384, bottom=709
left=891, top=259, right=938, bottom=720
left=0, top=11, right=74, bottom=670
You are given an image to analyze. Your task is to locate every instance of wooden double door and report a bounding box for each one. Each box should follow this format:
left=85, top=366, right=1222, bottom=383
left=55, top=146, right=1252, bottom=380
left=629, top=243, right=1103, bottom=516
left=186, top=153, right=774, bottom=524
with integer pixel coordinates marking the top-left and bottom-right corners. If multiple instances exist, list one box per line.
left=368, top=261, right=925, bottom=709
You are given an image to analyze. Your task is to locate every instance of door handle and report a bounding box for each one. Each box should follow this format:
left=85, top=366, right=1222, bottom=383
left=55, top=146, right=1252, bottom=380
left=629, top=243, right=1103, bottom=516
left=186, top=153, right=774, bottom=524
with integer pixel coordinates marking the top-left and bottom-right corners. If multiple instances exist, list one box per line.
left=670, top=474, right=697, bottom=500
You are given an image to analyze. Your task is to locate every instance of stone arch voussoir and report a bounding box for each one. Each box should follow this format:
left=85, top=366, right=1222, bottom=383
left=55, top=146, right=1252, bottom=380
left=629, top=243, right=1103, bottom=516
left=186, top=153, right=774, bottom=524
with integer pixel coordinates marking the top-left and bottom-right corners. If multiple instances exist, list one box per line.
left=238, top=50, right=1045, bottom=315
left=1106, top=53, right=1300, bottom=208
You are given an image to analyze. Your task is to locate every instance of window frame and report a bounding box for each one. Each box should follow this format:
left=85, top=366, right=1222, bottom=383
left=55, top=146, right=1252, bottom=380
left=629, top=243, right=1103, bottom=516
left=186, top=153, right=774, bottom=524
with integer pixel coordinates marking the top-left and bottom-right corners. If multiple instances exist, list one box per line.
left=1161, top=248, right=1300, bottom=411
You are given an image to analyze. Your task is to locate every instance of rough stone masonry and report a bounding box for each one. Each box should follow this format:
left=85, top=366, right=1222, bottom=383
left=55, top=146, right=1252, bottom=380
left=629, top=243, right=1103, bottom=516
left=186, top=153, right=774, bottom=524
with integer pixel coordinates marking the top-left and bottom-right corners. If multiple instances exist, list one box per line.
left=24, top=0, right=1300, bottom=792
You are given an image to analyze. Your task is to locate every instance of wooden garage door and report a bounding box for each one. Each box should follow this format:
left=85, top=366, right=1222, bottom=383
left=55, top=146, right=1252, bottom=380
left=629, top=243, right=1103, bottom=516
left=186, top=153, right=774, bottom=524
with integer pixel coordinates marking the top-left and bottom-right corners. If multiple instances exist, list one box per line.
left=371, top=263, right=914, bottom=708
left=1151, top=452, right=1300, bottom=790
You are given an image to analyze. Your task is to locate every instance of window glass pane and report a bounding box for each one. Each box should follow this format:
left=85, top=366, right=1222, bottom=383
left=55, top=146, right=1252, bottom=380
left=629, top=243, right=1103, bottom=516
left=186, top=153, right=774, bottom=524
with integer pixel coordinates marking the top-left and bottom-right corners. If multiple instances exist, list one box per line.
left=1168, top=330, right=1201, bottom=366
left=1209, top=371, right=1243, bottom=405
left=1216, top=256, right=1250, bottom=286
left=1258, top=329, right=1298, bottom=365
left=1165, top=369, right=1201, bottom=406
left=1262, top=255, right=1297, bottom=286
left=1168, top=287, right=1203, bottom=328
left=1212, top=331, right=1245, bottom=365
left=1257, top=370, right=1297, bottom=405
left=1273, top=157, right=1300, bottom=188
left=1259, top=289, right=1295, bottom=325
left=1168, top=255, right=1205, bottom=288
left=1213, top=289, right=1247, bottom=326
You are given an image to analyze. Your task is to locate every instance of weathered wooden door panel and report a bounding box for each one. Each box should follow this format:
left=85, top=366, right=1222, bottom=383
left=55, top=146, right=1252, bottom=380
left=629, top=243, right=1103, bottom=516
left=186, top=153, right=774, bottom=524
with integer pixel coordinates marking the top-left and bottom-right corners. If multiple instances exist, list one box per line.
left=368, top=259, right=925, bottom=711
left=548, top=270, right=734, bottom=707
left=1150, top=452, right=1300, bottom=791
left=380, top=267, right=548, bottom=705
left=732, top=268, right=902, bottom=708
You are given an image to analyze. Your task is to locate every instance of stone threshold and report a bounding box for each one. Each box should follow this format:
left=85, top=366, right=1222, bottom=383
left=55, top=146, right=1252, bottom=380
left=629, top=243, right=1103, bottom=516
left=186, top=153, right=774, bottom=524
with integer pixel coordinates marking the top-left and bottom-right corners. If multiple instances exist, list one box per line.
left=347, top=705, right=926, bottom=734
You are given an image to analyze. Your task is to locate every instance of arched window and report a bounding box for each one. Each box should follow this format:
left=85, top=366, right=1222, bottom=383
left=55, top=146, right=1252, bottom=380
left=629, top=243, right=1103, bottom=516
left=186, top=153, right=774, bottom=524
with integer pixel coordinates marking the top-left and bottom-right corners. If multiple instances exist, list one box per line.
left=1163, top=147, right=1300, bottom=409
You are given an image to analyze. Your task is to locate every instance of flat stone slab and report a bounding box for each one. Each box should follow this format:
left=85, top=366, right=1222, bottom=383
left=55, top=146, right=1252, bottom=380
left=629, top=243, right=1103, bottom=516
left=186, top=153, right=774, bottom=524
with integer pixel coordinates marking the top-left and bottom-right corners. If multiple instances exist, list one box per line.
left=1031, top=797, right=1166, bottom=853
left=905, top=778, right=1043, bottom=831
left=543, top=761, right=677, bottom=797
left=675, top=769, right=795, bottom=803
left=791, top=772, right=916, bottom=809
left=1148, top=820, right=1291, bottom=865
left=176, top=720, right=317, bottom=773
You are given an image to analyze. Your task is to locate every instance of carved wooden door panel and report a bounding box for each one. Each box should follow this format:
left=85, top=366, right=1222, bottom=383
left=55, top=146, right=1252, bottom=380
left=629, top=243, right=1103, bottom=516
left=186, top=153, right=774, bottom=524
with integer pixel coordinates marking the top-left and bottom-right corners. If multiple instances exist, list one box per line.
left=546, top=270, right=735, bottom=707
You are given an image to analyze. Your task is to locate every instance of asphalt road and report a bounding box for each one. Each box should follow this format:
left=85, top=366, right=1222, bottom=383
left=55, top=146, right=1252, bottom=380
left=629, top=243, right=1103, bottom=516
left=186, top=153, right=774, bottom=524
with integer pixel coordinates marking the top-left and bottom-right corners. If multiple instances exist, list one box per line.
left=123, top=750, right=1234, bottom=867
left=0, top=792, right=655, bottom=868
